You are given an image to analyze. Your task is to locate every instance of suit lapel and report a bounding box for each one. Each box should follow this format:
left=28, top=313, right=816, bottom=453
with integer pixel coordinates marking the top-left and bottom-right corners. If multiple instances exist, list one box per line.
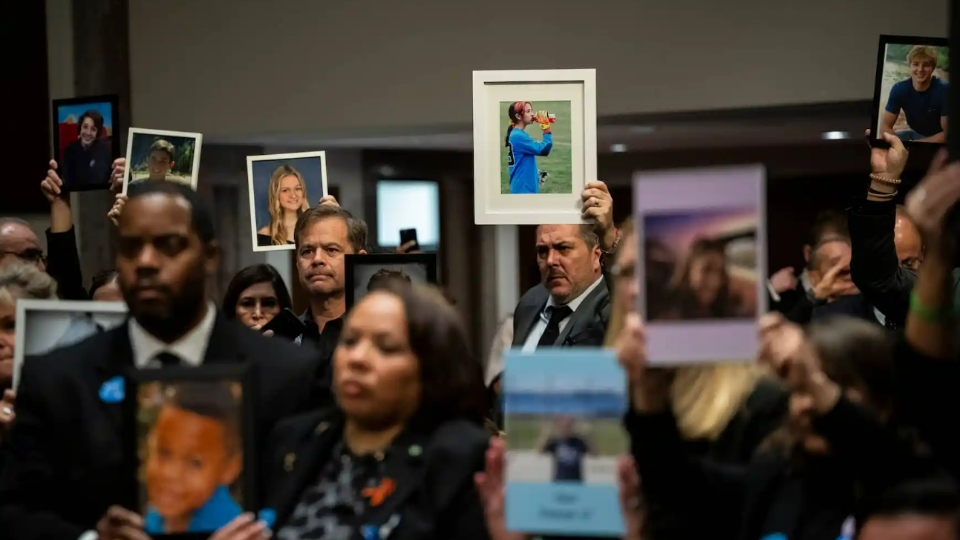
left=203, top=315, right=247, bottom=364
left=89, top=321, right=136, bottom=435
left=271, top=416, right=344, bottom=531
left=515, top=299, right=545, bottom=348
left=554, top=281, right=608, bottom=346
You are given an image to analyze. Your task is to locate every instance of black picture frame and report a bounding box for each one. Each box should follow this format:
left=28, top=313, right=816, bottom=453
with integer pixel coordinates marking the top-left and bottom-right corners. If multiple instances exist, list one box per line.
left=870, top=35, right=950, bottom=149
left=121, top=363, right=257, bottom=540
left=51, top=94, right=121, bottom=191
left=344, top=253, right=439, bottom=310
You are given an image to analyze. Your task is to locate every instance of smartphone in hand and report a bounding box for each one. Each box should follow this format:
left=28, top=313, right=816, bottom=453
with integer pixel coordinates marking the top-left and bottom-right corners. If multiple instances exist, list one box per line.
left=260, top=308, right=306, bottom=341
left=399, top=228, right=420, bottom=251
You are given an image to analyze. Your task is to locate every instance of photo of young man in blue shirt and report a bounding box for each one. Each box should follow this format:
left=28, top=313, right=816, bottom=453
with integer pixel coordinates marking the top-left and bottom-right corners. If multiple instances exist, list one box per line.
left=880, top=45, right=949, bottom=143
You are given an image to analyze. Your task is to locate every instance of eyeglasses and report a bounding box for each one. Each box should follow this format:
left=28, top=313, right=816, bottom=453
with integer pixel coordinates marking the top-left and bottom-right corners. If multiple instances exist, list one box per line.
left=1, top=248, right=46, bottom=265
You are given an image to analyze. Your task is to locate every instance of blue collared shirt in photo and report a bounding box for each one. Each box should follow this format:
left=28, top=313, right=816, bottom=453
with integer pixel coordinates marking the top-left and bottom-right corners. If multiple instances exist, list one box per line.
left=145, top=484, right=242, bottom=534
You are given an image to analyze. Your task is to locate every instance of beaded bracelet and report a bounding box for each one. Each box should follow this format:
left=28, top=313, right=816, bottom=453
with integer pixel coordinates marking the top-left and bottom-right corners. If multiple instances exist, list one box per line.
left=869, top=173, right=902, bottom=185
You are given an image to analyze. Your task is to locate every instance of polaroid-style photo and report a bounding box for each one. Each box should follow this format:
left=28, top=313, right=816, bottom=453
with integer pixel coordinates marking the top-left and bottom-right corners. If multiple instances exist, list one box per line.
left=504, top=348, right=627, bottom=538
left=634, top=165, right=767, bottom=365
left=13, top=299, right=127, bottom=389
left=872, top=35, right=950, bottom=147
left=246, top=151, right=328, bottom=252
left=123, top=128, right=203, bottom=195
left=51, top=95, right=121, bottom=191
left=473, top=69, right=597, bottom=225
left=123, top=364, right=255, bottom=539
left=343, top=253, right=438, bottom=310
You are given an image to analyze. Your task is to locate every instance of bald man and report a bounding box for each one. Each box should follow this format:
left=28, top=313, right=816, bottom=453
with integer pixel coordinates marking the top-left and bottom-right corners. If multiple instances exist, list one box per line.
left=0, top=218, right=45, bottom=272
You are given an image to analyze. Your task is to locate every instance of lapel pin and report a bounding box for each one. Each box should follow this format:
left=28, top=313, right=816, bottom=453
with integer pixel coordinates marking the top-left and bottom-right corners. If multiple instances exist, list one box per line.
left=408, top=444, right=422, bottom=457
left=98, top=376, right=125, bottom=403
left=314, top=421, right=329, bottom=435
left=284, top=453, right=296, bottom=472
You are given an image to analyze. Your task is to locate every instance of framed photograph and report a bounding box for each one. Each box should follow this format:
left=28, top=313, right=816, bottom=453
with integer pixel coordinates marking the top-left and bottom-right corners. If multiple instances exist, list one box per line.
left=871, top=35, right=950, bottom=148
left=122, top=128, right=203, bottom=195
left=246, top=151, right=329, bottom=252
left=51, top=95, right=121, bottom=191
left=634, top=165, right=767, bottom=365
left=503, top=348, right=627, bottom=537
left=473, top=69, right=597, bottom=225
left=344, top=253, right=438, bottom=310
left=122, top=364, right=256, bottom=539
left=13, top=299, right=127, bottom=389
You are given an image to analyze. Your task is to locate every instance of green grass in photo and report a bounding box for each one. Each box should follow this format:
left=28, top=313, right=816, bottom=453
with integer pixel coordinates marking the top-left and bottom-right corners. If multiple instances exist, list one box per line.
left=499, top=100, right=573, bottom=195
left=505, top=415, right=628, bottom=457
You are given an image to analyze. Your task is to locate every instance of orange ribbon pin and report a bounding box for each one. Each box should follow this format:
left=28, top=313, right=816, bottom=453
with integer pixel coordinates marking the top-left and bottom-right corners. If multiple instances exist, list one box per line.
left=362, top=478, right=396, bottom=507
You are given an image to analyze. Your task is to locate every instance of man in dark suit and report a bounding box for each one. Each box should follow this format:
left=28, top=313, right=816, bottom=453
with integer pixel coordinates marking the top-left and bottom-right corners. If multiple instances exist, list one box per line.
left=0, top=181, right=326, bottom=540
left=512, top=223, right=611, bottom=350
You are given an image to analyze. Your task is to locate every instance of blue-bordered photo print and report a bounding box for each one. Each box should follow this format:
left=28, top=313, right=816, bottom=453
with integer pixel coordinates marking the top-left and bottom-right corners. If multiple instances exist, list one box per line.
left=504, top=349, right=627, bottom=537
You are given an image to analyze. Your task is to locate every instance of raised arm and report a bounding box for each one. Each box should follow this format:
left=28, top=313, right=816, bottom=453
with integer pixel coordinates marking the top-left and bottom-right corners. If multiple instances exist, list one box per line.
left=618, top=314, right=745, bottom=533
left=848, top=130, right=913, bottom=321
left=39, top=161, right=87, bottom=300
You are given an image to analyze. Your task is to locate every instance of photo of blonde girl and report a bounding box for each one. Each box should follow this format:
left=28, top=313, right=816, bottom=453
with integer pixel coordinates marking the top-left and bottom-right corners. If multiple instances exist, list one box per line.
left=247, top=151, right=328, bottom=252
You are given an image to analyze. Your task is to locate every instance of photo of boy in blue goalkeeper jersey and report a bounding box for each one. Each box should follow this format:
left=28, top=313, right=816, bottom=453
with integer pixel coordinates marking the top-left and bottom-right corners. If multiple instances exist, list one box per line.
left=500, top=101, right=572, bottom=195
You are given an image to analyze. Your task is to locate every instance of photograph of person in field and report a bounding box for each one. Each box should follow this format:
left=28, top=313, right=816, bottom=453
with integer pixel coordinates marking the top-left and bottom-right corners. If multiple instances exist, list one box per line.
left=499, top=100, right=573, bottom=195
left=878, top=43, right=950, bottom=143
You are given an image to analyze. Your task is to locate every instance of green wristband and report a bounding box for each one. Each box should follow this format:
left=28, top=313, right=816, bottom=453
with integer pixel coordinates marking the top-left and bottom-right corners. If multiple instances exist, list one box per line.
left=909, top=290, right=956, bottom=323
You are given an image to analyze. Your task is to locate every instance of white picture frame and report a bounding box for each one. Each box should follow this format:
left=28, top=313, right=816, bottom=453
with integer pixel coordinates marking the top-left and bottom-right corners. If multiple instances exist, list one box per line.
left=122, top=127, right=203, bottom=195
left=472, top=69, right=597, bottom=225
left=246, top=151, right=329, bottom=252
left=13, top=300, right=128, bottom=389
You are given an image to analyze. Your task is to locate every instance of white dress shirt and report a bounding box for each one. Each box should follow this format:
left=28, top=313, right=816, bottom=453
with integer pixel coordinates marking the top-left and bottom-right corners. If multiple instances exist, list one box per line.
left=522, top=275, right=604, bottom=352
left=78, top=303, right=218, bottom=540
left=128, top=301, right=217, bottom=367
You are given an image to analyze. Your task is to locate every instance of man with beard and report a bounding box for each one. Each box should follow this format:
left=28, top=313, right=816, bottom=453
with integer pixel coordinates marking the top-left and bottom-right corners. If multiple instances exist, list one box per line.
left=0, top=181, right=323, bottom=540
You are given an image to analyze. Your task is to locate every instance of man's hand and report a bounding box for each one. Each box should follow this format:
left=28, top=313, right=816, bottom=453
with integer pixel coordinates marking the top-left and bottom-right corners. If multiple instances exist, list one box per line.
left=41, top=160, right=66, bottom=203
left=769, top=267, right=798, bottom=295
left=396, top=240, right=421, bottom=254
left=0, top=390, right=15, bottom=436
left=812, top=259, right=858, bottom=301
left=867, top=129, right=909, bottom=190
left=110, top=158, right=126, bottom=193
left=905, top=149, right=960, bottom=252
left=318, top=195, right=339, bottom=207
left=107, top=194, right=128, bottom=227
left=474, top=437, right=528, bottom=540
left=581, top=181, right=616, bottom=251
left=95, top=506, right=150, bottom=540
left=209, top=513, right=271, bottom=540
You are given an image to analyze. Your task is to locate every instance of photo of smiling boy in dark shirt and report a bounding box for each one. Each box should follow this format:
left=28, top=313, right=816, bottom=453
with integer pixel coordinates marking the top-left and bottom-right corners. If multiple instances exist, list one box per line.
left=141, top=381, right=244, bottom=534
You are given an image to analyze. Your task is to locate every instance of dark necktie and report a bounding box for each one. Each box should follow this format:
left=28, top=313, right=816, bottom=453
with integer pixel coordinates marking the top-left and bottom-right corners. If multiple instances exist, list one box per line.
left=537, top=305, right=573, bottom=348
left=154, top=352, right=182, bottom=367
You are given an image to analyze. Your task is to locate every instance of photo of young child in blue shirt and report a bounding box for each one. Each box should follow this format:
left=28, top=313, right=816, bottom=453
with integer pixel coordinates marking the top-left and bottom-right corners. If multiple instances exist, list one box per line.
left=142, top=381, right=243, bottom=535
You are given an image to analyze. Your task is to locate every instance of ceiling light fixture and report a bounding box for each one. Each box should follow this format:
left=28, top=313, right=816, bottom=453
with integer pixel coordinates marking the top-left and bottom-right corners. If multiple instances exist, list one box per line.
left=610, top=144, right=628, bottom=153
left=821, top=131, right=850, bottom=140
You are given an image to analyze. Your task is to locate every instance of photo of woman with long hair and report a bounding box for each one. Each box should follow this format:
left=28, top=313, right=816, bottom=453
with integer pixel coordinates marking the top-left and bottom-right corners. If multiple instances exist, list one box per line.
left=248, top=151, right=327, bottom=252
left=257, top=164, right=310, bottom=246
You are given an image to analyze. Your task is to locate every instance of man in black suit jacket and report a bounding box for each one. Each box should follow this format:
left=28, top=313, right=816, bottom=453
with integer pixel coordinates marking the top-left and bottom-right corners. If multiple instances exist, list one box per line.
left=512, top=223, right=611, bottom=351
left=0, top=181, right=326, bottom=540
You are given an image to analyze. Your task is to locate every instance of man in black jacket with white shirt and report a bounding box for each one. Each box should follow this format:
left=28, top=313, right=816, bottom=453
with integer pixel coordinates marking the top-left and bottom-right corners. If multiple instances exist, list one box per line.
left=0, top=181, right=326, bottom=540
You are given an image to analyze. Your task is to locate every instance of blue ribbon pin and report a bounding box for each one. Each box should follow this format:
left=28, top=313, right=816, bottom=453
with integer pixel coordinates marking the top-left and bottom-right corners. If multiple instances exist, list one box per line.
left=258, top=508, right=276, bottom=528
left=99, top=376, right=125, bottom=403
